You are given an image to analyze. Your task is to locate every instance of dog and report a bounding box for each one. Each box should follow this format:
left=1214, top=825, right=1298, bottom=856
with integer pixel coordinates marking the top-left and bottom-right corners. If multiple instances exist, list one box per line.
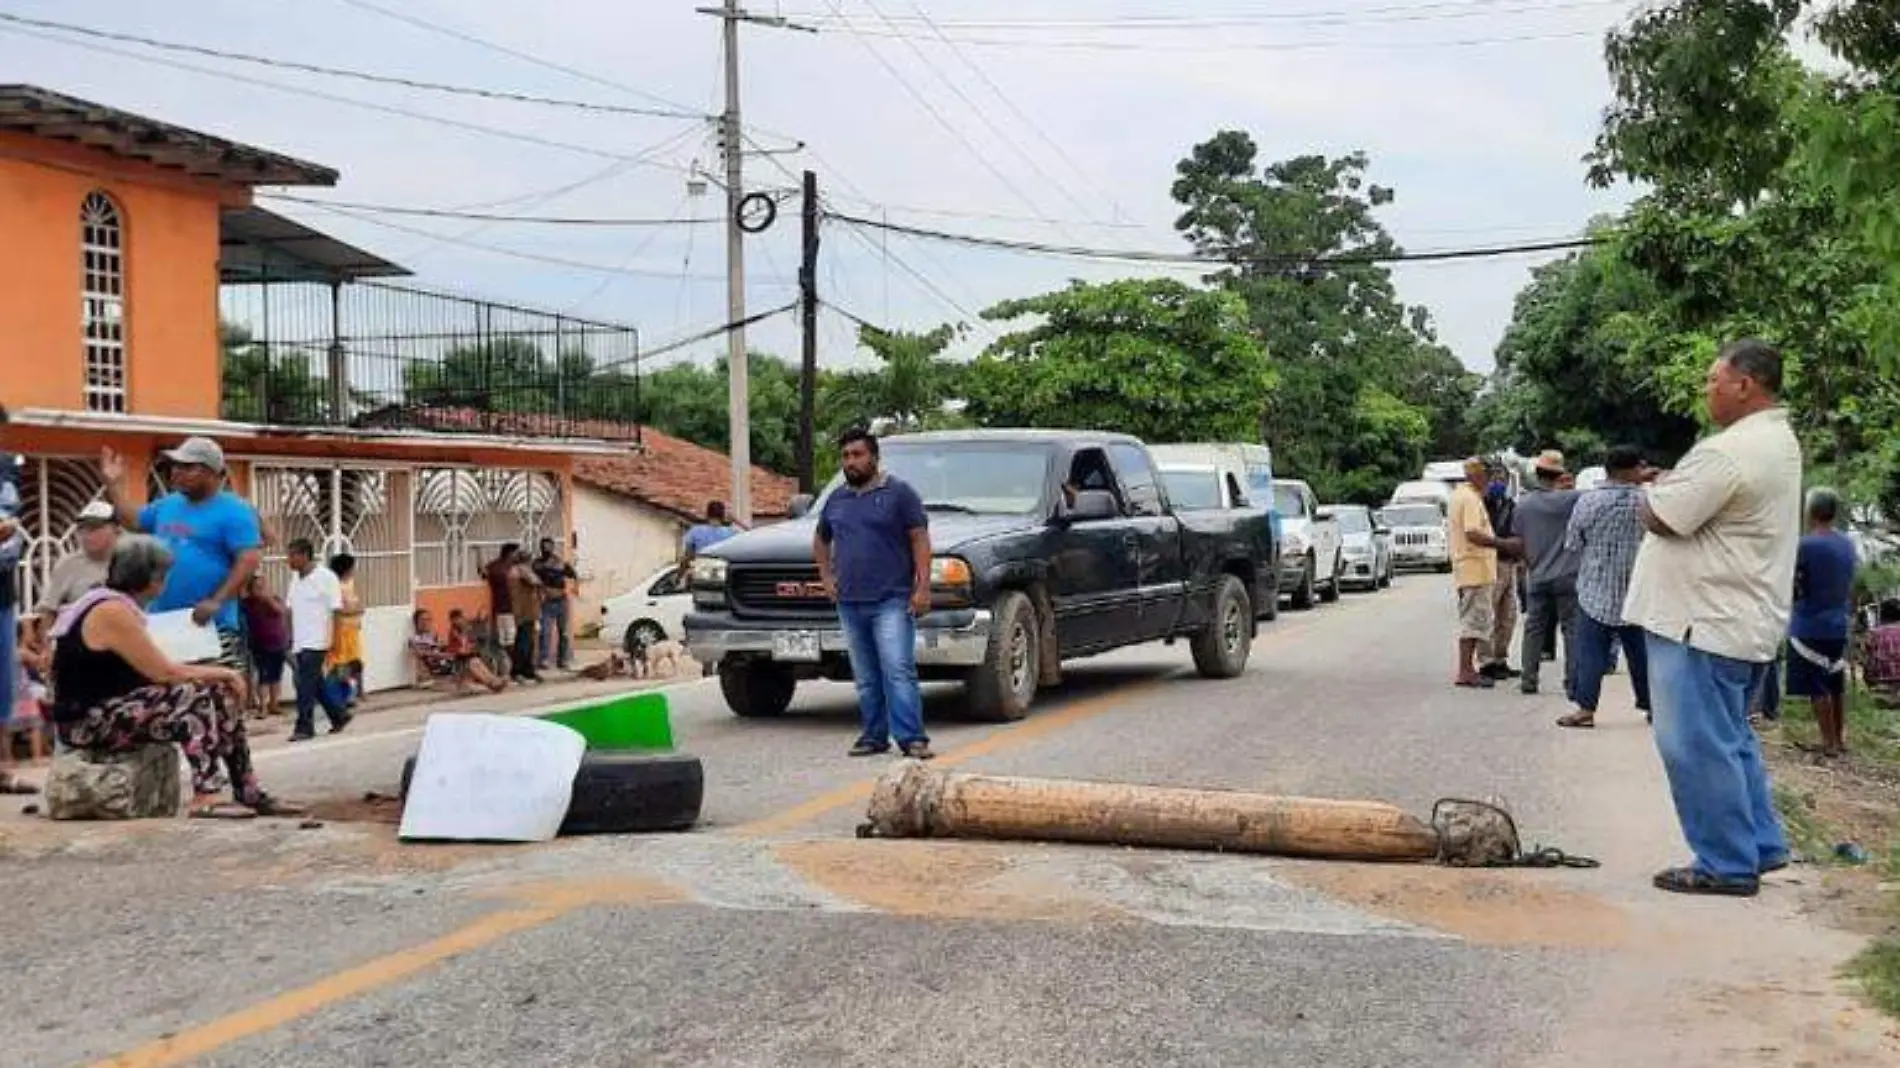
left=640, top=639, right=684, bottom=679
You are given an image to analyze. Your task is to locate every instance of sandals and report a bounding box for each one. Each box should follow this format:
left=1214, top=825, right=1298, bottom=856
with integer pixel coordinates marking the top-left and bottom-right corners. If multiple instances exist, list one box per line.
left=0, top=776, right=38, bottom=796
left=1652, top=866, right=1759, bottom=897
left=1555, top=711, right=1596, bottom=730
left=190, top=801, right=258, bottom=820
left=1454, top=677, right=1495, bottom=690
left=250, top=795, right=309, bottom=818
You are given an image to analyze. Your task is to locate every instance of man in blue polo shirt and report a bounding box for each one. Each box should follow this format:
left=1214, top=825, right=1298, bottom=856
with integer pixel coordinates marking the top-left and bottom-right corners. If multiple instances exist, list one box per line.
left=815, top=427, right=933, bottom=760
left=103, top=437, right=262, bottom=667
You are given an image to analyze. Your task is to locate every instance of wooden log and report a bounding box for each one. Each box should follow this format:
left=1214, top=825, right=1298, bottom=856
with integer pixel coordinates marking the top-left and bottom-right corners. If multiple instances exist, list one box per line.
left=861, top=763, right=1440, bottom=862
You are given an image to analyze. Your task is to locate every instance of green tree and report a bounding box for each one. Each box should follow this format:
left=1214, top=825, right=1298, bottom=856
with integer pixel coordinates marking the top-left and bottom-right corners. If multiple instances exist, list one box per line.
left=220, top=321, right=334, bottom=424
left=1169, top=133, right=1472, bottom=499
left=821, top=323, right=967, bottom=433
left=962, top=278, right=1274, bottom=445
left=638, top=352, right=806, bottom=476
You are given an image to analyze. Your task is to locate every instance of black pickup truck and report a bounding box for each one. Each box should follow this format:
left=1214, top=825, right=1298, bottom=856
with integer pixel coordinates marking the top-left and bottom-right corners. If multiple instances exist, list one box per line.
left=683, top=430, right=1274, bottom=722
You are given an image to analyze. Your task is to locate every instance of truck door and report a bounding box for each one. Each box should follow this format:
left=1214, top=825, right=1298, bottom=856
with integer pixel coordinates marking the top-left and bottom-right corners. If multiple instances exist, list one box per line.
left=1107, top=443, right=1187, bottom=641
left=1049, top=447, right=1140, bottom=654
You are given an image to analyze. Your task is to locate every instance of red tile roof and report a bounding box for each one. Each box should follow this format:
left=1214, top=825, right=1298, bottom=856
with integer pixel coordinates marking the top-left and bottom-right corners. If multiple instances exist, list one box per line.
left=572, top=426, right=798, bottom=522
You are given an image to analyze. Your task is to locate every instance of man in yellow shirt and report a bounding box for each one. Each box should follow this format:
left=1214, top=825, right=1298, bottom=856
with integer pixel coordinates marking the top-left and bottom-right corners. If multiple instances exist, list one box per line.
left=1450, top=457, right=1508, bottom=688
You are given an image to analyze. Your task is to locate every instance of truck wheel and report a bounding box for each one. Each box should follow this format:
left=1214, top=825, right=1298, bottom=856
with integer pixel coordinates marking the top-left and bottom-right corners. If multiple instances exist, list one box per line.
left=1290, top=557, right=1317, bottom=611
left=623, top=620, right=667, bottom=656
left=1259, top=571, right=1280, bottom=622
left=719, top=661, right=796, bottom=718
left=401, top=750, right=704, bottom=834
left=965, top=590, right=1039, bottom=722
left=1191, top=574, right=1252, bottom=679
left=1437, top=560, right=1454, bottom=575
left=1320, top=554, right=1342, bottom=603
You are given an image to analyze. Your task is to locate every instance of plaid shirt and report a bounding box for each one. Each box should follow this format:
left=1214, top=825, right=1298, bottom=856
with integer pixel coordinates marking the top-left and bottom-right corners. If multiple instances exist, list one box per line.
left=1565, top=482, right=1645, bottom=626
left=1867, top=625, right=1900, bottom=688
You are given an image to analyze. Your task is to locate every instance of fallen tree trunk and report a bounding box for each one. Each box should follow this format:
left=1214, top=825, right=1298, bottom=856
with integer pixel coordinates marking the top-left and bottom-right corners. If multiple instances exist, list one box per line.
left=860, top=763, right=1440, bottom=862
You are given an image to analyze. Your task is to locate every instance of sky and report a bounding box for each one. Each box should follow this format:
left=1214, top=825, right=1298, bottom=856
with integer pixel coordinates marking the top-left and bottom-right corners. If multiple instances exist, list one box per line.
left=0, top=0, right=1639, bottom=374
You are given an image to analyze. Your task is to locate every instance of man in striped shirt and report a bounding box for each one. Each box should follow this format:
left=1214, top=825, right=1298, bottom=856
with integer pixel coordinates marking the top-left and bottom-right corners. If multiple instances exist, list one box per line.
left=1557, top=445, right=1654, bottom=729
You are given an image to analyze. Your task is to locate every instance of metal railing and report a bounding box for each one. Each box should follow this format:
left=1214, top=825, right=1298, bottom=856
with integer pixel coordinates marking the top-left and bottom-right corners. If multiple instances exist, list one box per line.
left=217, top=279, right=640, bottom=440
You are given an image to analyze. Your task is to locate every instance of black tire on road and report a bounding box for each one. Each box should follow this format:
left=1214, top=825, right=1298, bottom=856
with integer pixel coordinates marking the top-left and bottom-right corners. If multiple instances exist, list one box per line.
left=1258, top=570, right=1279, bottom=622
left=623, top=620, right=667, bottom=657
left=1289, top=556, right=1317, bottom=611
left=1320, top=554, right=1342, bottom=603
left=1191, top=574, right=1253, bottom=678
left=1437, top=561, right=1454, bottom=574
left=400, top=749, right=705, bottom=835
left=720, top=660, right=797, bottom=718
left=1378, top=559, right=1393, bottom=589
left=965, top=590, right=1039, bottom=722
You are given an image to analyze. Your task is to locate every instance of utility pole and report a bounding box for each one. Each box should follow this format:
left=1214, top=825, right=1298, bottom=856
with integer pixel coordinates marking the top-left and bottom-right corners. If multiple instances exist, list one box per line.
left=697, top=3, right=812, bottom=525
left=798, top=169, right=819, bottom=494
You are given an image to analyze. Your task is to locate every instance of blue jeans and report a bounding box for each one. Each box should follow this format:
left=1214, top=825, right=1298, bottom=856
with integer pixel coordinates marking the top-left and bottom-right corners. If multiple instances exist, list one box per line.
left=1647, top=633, right=1788, bottom=880
left=538, top=597, right=572, bottom=669
left=0, top=604, right=15, bottom=727
left=293, top=649, right=350, bottom=737
left=1573, top=613, right=1650, bottom=714
left=837, top=597, right=927, bottom=749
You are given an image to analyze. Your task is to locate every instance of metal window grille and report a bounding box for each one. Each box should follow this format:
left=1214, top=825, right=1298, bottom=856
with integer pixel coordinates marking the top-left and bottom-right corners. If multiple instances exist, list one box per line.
left=81, top=192, right=127, bottom=413
left=249, top=463, right=413, bottom=608
left=414, top=466, right=563, bottom=589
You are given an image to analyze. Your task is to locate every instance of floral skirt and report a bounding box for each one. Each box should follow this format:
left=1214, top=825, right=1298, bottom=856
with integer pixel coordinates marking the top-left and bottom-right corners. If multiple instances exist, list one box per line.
left=57, top=681, right=259, bottom=802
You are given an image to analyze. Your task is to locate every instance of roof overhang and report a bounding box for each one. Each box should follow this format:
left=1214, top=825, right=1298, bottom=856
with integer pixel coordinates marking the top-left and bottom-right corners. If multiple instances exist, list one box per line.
left=0, top=84, right=338, bottom=186
left=219, top=206, right=409, bottom=284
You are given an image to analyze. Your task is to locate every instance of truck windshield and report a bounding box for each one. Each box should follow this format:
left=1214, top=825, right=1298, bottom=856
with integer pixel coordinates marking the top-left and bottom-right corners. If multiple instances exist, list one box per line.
left=1380, top=504, right=1442, bottom=527
left=1159, top=468, right=1222, bottom=510
left=1272, top=485, right=1307, bottom=518
left=1331, top=510, right=1371, bottom=534
left=816, top=442, right=1053, bottom=515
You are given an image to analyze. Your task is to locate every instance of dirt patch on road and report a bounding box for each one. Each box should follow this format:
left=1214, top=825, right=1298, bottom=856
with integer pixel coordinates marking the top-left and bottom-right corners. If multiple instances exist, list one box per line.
left=776, top=839, right=1128, bottom=924
left=1277, top=861, right=1633, bottom=948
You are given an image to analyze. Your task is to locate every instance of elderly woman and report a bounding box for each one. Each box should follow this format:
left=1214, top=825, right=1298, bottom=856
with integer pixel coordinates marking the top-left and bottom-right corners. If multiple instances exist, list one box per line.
left=49, top=535, right=299, bottom=818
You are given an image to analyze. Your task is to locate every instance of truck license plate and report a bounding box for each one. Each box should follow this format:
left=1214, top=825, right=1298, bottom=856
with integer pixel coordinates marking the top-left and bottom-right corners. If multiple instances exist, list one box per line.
left=772, top=630, right=821, bottom=662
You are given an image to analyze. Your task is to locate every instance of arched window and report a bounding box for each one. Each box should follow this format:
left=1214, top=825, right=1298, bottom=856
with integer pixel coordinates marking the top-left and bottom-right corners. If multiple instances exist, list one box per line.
left=81, top=191, right=126, bottom=413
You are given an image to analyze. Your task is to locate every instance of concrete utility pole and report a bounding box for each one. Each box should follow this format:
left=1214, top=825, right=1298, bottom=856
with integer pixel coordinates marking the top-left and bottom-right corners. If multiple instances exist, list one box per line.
left=697, top=3, right=812, bottom=524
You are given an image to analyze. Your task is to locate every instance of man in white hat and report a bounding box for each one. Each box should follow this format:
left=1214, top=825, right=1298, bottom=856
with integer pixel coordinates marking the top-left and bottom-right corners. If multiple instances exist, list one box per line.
left=29, top=500, right=120, bottom=646
left=102, top=437, right=262, bottom=668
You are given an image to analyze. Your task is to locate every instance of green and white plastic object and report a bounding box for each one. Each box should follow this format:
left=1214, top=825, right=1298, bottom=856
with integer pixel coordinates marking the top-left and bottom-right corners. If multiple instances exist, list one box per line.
left=537, top=691, right=674, bottom=751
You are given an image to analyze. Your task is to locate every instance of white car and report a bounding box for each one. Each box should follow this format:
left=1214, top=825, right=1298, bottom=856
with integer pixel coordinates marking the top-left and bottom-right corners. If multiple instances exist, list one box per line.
left=1378, top=501, right=1453, bottom=573
left=600, top=565, right=691, bottom=654
left=1273, top=478, right=1343, bottom=609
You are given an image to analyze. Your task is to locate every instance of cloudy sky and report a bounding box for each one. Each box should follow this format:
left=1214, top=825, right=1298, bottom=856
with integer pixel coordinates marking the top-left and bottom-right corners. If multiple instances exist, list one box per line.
left=1, top=0, right=1637, bottom=372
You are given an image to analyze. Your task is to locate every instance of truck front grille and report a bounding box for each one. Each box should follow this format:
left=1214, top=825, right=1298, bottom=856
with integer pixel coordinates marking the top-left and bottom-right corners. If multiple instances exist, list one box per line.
left=728, top=564, right=834, bottom=619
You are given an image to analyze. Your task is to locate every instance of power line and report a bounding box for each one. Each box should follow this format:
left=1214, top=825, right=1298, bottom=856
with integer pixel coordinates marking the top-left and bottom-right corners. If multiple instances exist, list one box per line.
left=818, top=27, right=1605, bottom=55
left=262, top=194, right=718, bottom=227
left=0, top=11, right=707, bottom=119
left=0, top=25, right=702, bottom=175
left=788, top=0, right=1627, bottom=31
left=594, top=302, right=800, bottom=373
left=333, top=0, right=701, bottom=115
left=825, top=210, right=1604, bottom=267
left=559, top=193, right=697, bottom=315
left=814, top=0, right=1079, bottom=242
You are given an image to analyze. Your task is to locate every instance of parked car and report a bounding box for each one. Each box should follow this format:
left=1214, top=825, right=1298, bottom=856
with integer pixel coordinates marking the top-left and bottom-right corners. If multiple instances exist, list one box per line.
left=1387, top=479, right=1451, bottom=515
left=600, top=565, right=692, bottom=654
left=684, top=430, right=1274, bottom=722
left=1378, top=501, right=1452, bottom=573
left=1150, top=443, right=1281, bottom=621
left=1271, top=478, right=1342, bottom=610
left=1320, top=504, right=1392, bottom=591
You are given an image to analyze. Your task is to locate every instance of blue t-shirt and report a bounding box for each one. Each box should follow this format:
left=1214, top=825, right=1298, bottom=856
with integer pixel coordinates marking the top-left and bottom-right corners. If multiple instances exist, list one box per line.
left=682, top=523, right=736, bottom=556
left=816, top=477, right=928, bottom=604
left=139, top=491, right=262, bottom=630
left=1790, top=530, right=1857, bottom=641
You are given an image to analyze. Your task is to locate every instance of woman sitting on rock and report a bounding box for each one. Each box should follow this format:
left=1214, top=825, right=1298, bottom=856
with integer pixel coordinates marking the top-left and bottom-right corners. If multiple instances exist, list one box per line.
left=49, top=534, right=300, bottom=819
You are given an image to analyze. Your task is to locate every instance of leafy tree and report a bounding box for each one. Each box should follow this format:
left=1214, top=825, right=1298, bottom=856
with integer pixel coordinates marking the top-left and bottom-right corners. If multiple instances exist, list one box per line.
left=822, top=323, right=967, bottom=433
left=638, top=352, right=806, bottom=476
left=963, top=278, right=1274, bottom=444
left=220, top=321, right=338, bottom=424
left=1169, top=134, right=1475, bottom=500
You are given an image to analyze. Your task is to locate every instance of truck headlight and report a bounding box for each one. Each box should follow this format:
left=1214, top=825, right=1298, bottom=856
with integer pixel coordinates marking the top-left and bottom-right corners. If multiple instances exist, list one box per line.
left=930, top=556, right=973, bottom=608
left=689, top=556, right=728, bottom=588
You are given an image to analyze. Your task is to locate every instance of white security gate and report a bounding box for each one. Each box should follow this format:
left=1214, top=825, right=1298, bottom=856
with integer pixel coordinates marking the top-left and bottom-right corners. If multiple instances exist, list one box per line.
left=413, top=467, right=563, bottom=588
left=249, top=464, right=413, bottom=608
left=12, top=457, right=109, bottom=612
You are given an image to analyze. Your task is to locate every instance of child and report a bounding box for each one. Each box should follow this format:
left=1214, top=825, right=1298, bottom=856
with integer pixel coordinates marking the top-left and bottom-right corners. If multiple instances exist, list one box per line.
left=326, top=553, right=366, bottom=706
left=3, top=620, right=49, bottom=779
left=240, top=574, right=289, bottom=717
left=411, top=609, right=506, bottom=694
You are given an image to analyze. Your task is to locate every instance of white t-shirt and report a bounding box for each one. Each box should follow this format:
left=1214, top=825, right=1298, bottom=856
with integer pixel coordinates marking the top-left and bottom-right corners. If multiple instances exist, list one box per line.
left=1623, top=407, right=1803, bottom=663
left=286, top=565, right=344, bottom=652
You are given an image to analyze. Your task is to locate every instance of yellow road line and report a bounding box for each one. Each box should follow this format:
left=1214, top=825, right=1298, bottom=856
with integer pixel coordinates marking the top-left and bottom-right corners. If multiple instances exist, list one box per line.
left=90, top=597, right=1365, bottom=1066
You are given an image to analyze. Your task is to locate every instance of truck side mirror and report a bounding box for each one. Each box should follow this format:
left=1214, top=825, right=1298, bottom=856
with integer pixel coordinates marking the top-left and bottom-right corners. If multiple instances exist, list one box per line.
left=787, top=494, right=814, bottom=519
left=1056, top=489, right=1119, bottom=524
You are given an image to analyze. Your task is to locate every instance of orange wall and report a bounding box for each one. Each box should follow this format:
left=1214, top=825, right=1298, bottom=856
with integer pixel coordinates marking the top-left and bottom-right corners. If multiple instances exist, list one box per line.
left=0, top=133, right=231, bottom=419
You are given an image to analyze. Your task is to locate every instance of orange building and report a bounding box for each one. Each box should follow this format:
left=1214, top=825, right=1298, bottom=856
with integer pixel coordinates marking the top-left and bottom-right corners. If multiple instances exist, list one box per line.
left=0, top=85, right=645, bottom=691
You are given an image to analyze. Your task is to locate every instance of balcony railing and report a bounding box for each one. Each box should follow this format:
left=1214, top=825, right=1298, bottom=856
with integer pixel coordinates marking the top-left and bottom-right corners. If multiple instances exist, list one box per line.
left=217, top=279, right=641, bottom=441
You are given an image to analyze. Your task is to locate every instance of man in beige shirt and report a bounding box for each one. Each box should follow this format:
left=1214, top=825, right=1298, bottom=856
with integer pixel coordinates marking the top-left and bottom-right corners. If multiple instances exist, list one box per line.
left=1626, top=339, right=1801, bottom=898
left=1449, top=457, right=1507, bottom=689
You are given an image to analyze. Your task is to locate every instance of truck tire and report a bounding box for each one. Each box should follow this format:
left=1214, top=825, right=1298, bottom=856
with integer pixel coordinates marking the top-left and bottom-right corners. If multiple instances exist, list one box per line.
left=400, top=749, right=704, bottom=835
left=1319, top=552, right=1342, bottom=603
left=720, top=661, right=796, bottom=718
left=965, top=590, right=1039, bottom=722
left=1290, top=556, right=1317, bottom=611
left=1191, top=574, right=1253, bottom=679
left=1259, top=570, right=1280, bottom=622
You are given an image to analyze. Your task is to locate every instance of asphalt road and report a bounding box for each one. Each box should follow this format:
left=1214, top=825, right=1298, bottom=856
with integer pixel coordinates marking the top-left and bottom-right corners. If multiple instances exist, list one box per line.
left=4, top=575, right=1894, bottom=1068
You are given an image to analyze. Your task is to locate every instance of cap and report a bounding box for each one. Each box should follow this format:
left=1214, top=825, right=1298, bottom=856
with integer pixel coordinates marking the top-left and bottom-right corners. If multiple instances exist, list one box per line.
left=77, top=500, right=118, bottom=525
left=162, top=436, right=226, bottom=473
left=1535, top=449, right=1567, bottom=474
